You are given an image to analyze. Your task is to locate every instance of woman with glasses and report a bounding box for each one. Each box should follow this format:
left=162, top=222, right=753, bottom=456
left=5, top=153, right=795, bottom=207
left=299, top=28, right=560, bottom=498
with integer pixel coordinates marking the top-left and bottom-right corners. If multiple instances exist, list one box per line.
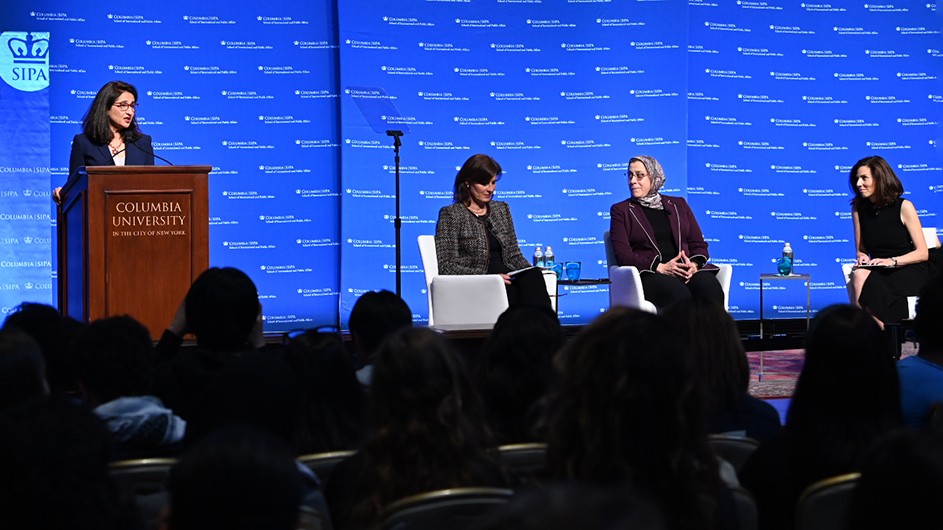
left=54, top=80, right=154, bottom=204
left=609, top=155, right=723, bottom=311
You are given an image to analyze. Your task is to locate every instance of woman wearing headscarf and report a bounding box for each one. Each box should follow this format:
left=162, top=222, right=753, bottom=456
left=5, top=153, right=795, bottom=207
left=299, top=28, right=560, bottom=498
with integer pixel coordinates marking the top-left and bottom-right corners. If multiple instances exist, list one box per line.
left=608, top=155, right=723, bottom=311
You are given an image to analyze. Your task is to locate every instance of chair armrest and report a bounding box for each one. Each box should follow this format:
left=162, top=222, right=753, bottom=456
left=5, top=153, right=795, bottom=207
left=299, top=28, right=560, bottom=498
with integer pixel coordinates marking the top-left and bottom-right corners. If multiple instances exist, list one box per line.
left=431, top=274, right=509, bottom=326
left=609, top=266, right=656, bottom=313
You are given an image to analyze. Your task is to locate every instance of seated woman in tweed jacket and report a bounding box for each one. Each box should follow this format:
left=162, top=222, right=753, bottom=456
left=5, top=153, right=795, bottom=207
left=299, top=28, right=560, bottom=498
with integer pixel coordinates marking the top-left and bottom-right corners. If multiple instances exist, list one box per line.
left=434, top=154, right=551, bottom=310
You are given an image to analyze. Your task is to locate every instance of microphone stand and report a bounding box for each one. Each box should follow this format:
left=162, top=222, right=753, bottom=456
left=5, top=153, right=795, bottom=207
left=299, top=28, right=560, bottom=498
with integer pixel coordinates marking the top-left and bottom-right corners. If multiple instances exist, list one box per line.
left=386, top=130, right=404, bottom=296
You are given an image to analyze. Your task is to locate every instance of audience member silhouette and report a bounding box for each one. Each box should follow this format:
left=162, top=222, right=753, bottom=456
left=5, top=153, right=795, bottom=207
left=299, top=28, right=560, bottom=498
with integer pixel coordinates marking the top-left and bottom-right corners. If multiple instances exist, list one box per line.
left=473, top=304, right=563, bottom=443
left=347, top=289, right=412, bottom=385
left=898, top=274, right=943, bottom=427
left=0, top=397, right=141, bottom=530
left=845, top=429, right=943, bottom=530
left=740, top=304, right=903, bottom=530
left=2, top=302, right=85, bottom=396
left=477, top=483, right=668, bottom=530
left=161, top=425, right=303, bottom=530
left=325, top=327, right=508, bottom=530
left=283, top=329, right=368, bottom=453
left=543, top=307, right=733, bottom=530
left=152, top=266, right=264, bottom=421
left=73, top=315, right=185, bottom=459
left=664, top=298, right=781, bottom=442
left=0, top=328, right=48, bottom=410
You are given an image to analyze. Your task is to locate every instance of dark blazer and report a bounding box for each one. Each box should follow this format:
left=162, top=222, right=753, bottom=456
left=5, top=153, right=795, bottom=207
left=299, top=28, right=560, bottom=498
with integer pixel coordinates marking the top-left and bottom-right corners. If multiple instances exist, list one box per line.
left=68, top=133, right=155, bottom=177
left=609, top=195, right=713, bottom=272
left=434, top=201, right=531, bottom=275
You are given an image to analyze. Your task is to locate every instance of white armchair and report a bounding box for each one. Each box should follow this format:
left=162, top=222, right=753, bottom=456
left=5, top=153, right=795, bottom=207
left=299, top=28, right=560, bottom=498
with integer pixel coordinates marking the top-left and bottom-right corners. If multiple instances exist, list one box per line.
left=418, top=235, right=557, bottom=327
left=841, top=227, right=940, bottom=319
left=603, top=231, right=733, bottom=313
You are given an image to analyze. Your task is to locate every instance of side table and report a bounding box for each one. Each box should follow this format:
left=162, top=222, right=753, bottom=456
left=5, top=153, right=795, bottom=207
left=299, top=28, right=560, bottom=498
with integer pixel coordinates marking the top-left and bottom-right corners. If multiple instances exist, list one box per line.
left=758, top=273, right=811, bottom=340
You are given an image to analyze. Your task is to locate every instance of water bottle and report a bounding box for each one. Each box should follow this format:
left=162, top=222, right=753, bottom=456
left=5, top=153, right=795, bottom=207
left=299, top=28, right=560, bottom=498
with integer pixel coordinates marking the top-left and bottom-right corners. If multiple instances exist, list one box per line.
left=533, top=246, right=544, bottom=267
left=778, top=242, right=794, bottom=276
left=544, top=246, right=555, bottom=268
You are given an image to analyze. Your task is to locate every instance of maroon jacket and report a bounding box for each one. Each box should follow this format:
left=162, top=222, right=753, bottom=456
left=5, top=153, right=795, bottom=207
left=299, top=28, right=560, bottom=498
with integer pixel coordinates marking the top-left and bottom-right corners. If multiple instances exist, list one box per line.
left=609, top=195, right=713, bottom=272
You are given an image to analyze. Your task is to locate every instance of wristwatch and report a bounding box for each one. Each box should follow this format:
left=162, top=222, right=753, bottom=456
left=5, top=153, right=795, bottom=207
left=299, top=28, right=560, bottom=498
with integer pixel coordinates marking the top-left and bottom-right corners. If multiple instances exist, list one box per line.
left=891, top=257, right=898, bottom=267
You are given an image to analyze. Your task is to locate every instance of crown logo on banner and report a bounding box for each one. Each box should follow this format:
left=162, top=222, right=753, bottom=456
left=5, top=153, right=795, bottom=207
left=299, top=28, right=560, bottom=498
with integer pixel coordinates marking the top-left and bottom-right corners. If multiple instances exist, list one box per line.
left=8, top=33, right=49, bottom=64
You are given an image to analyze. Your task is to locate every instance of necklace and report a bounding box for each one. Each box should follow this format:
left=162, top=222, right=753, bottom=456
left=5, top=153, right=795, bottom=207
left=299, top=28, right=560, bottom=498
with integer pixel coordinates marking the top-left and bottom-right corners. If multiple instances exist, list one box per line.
left=109, top=140, right=124, bottom=156
left=467, top=203, right=487, bottom=216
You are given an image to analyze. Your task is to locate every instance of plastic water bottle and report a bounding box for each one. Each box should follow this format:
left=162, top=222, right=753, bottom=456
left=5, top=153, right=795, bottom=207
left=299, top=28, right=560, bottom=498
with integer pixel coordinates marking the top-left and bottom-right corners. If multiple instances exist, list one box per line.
left=533, top=246, right=544, bottom=267
left=778, top=242, right=794, bottom=276
left=544, top=246, right=555, bottom=268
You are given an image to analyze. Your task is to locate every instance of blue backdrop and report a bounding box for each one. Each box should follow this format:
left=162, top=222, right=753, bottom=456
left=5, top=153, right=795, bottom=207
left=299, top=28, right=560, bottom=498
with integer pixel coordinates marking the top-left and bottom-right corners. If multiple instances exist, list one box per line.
left=1, top=1, right=940, bottom=328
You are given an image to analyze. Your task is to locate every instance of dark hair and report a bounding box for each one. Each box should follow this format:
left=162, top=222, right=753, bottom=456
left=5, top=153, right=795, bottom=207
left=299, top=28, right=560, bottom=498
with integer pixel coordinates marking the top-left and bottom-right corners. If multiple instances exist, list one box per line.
left=474, top=305, right=563, bottom=443
left=184, top=267, right=260, bottom=351
left=452, top=153, right=502, bottom=203
left=544, top=307, right=721, bottom=530
left=787, top=305, right=903, bottom=484
left=846, top=429, right=943, bottom=529
left=347, top=290, right=412, bottom=362
left=283, top=330, right=368, bottom=452
left=166, top=425, right=303, bottom=530
left=663, top=298, right=749, bottom=421
left=0, top=397, right=132, bottom=530
left=348, top=327, right=504, bottom=525
left=2, top=302, right=86, bottom=396
left=916, top=274, right=943, bottom=352
left=849, top=155, right=903, bottom=210
left=0, top=329, right=47, bottom=410
left=73, top=315, right=154, bottom=405
left=82, top=80, right=143, bottom=145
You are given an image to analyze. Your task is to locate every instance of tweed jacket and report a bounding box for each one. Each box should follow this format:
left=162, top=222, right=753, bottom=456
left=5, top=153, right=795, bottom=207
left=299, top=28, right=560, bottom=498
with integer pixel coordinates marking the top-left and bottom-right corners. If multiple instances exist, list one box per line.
left=435, top=201, right=531, bottom=275
left=609, top=195, right=714, bottom=272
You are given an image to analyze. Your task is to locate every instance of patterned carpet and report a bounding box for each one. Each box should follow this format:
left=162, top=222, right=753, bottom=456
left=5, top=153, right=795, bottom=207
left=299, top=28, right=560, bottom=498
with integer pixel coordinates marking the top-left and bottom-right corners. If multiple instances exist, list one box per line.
left=747, top=342, right=918, bottom=399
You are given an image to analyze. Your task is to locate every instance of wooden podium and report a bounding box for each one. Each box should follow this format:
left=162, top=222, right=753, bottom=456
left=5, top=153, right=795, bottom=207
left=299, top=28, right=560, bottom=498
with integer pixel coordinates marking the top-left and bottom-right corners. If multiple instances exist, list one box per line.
left=58, top=166, right=210, bottom=339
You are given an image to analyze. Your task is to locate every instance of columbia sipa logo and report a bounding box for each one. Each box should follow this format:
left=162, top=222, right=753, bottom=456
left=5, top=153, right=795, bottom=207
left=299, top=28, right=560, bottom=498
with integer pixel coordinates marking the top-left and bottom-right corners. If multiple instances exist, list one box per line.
left=0, top=32, right=50, bottom=91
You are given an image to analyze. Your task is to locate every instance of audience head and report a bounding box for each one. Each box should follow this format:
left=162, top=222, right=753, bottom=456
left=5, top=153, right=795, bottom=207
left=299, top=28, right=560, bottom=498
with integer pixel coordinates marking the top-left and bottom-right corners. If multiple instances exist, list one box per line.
left=663, top=298, right=749, bottom=419
left=452, top=153, right=502, bottom=203
left=849, top=155, right=903, bottom=209
left=164, top=425, right=302, bottom=530
left=347, top=289, right=412, bottom=363
left=184, top=267, right=259, bottom=351
left=0, top=397, right=133, bottom=530
left=545, top=307, right=718, bottom=528
left=0, top=328, right=48, bottom=409
left=475, top=304, right=564, bottom=443
left=916, top=274, right=943, bottom=353
left=2, top=302, right=85, bottom=395
left=73, top=315, right=154, bottom=406
left=283, top=329, right=368, bottom=452
left=846, top=429, right=943, bottom=529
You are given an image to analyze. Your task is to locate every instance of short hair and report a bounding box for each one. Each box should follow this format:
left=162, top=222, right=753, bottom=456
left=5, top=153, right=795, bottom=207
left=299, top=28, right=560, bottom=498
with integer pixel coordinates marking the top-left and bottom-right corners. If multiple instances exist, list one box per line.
left=2, top=302, right=85, bottom=395
left=849, top=155, right=903, bottom=209
left=0, top=329, right=47, bottom=410
left=184, top=267, right=260, bottom=351
left=916, top=274, right=943, bottom=352
left=82, top=80, right=144, bottom=145
left=165, top=425, right=303, bottom=530
left=452, top=153, right=502, bottom=203
left=347, top=290, right=412, bottom=359
left=73, top=315, right=154, bottom=405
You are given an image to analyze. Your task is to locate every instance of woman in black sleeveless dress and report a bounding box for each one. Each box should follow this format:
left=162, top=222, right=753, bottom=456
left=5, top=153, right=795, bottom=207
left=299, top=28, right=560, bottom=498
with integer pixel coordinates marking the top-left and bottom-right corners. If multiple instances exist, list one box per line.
left=848, top=156, right=929, bottom=327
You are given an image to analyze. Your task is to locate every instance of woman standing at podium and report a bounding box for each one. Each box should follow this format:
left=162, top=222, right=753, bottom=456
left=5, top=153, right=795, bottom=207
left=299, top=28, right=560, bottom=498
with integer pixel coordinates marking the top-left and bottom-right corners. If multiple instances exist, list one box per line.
left=53, top=80, right=154, bottom=204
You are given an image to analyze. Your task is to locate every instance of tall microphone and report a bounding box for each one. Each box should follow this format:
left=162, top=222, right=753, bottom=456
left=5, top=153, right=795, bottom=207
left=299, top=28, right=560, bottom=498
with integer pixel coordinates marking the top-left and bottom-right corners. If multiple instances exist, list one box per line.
left=125, top=131, right=175, bottom=166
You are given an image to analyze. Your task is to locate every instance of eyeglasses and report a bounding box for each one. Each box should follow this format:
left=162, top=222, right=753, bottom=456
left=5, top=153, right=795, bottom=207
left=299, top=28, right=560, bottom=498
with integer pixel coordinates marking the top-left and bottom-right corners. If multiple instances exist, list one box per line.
left=624, top=171, right=650, bottom=180
left=113, top=102, right=139, bottom=111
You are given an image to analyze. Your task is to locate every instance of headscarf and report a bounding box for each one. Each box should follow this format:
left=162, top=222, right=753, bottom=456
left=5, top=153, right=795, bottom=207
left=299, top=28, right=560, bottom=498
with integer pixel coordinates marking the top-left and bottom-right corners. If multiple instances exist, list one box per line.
left=630, top=155, right=666, bottom=210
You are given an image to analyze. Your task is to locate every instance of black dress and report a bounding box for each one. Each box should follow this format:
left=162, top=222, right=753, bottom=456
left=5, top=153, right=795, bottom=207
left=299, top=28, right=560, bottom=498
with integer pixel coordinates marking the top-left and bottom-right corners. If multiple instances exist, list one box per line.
left=857, top=198, right=928, bottom=323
